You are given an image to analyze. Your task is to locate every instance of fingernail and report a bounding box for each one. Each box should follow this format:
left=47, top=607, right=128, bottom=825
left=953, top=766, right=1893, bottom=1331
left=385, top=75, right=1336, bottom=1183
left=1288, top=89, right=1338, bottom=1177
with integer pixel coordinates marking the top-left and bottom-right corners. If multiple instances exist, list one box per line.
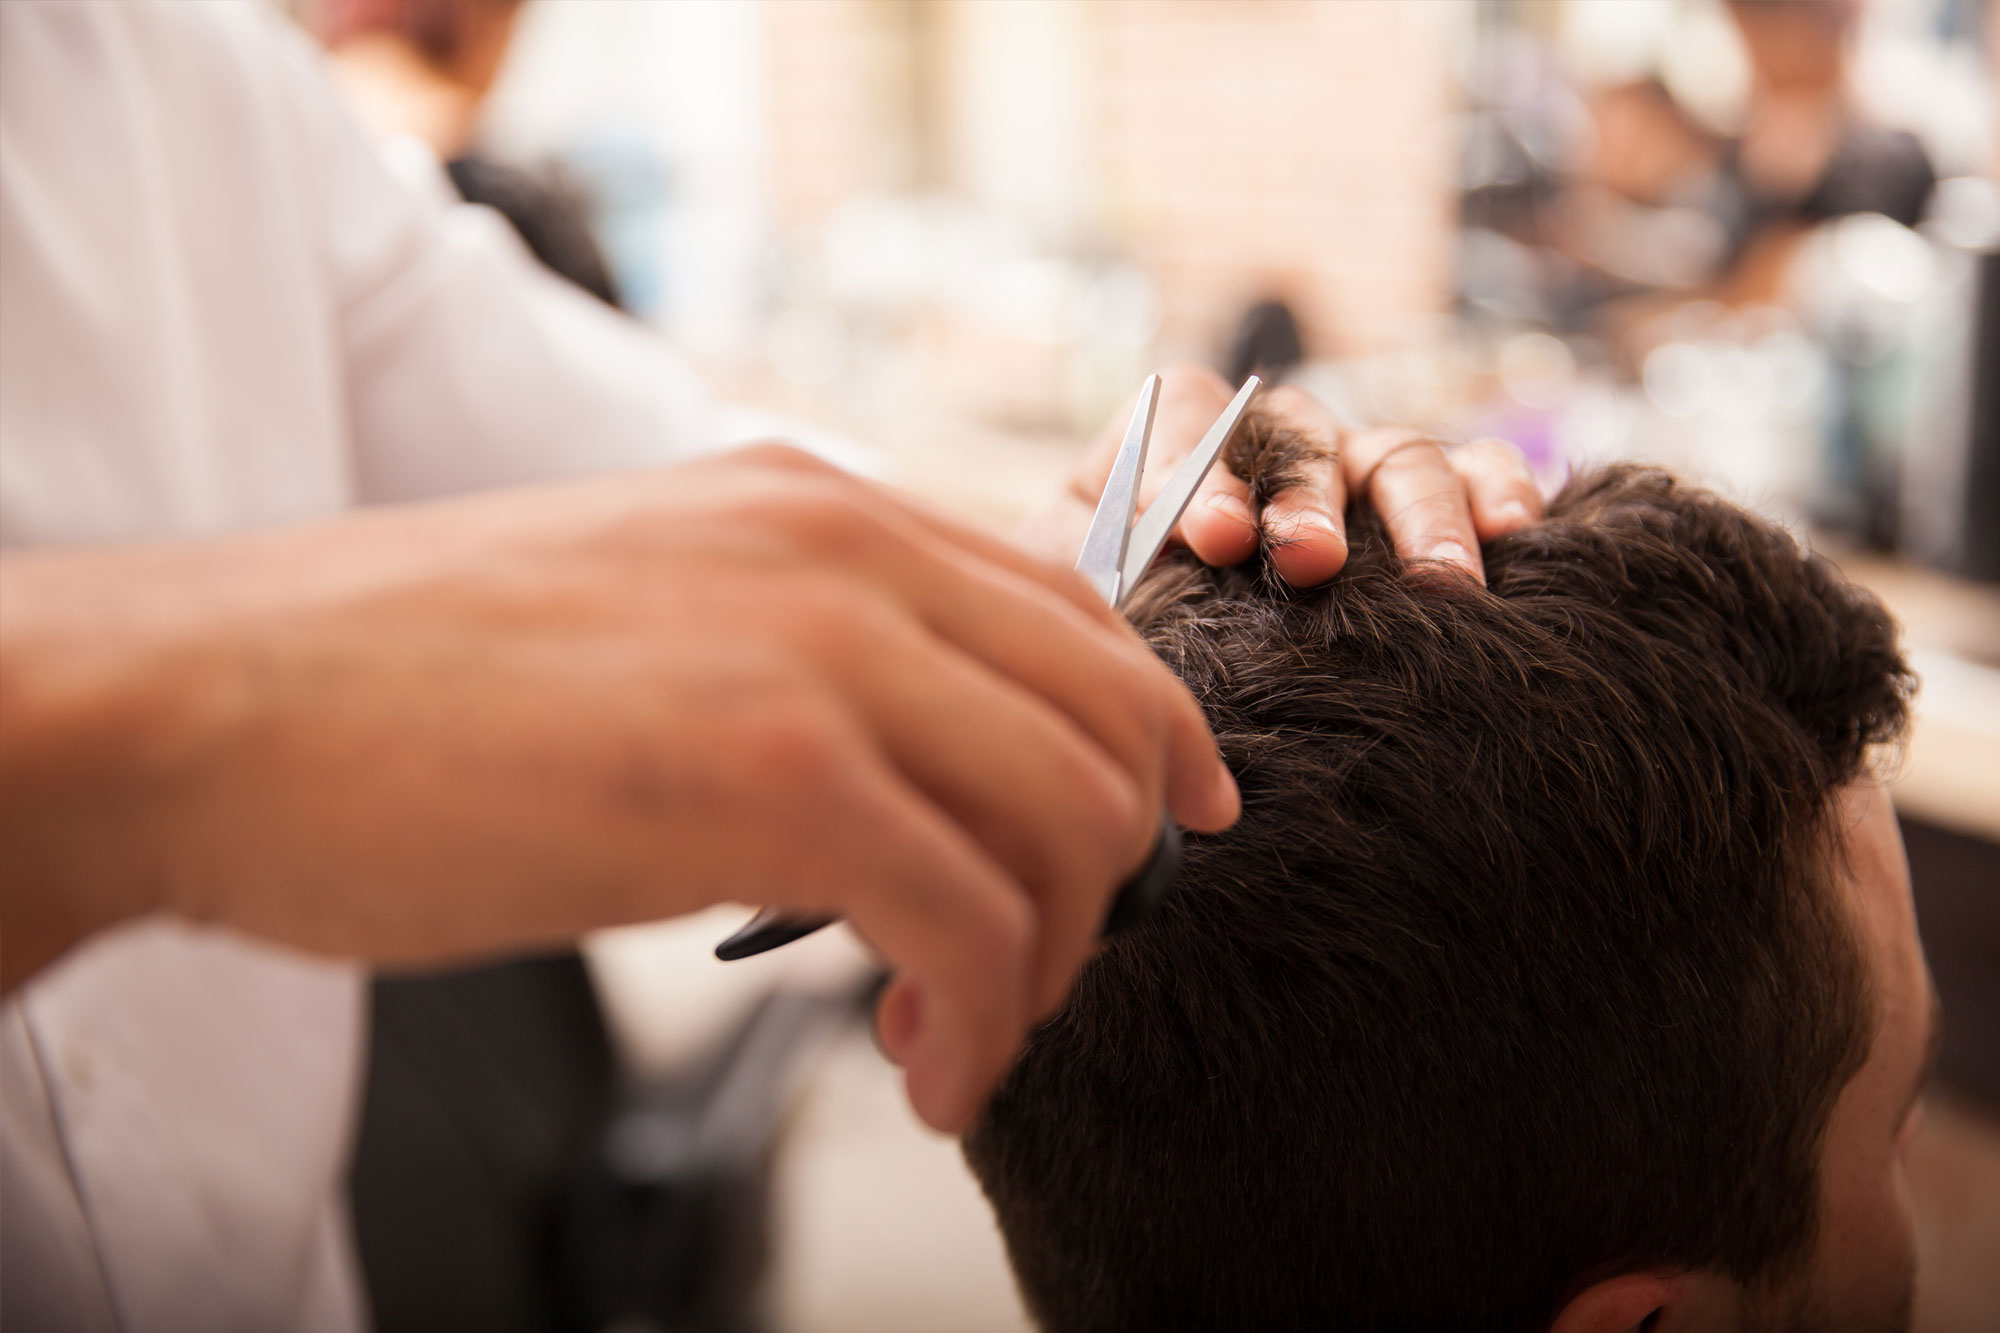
left=1429, top=540, right=1475, bottom=567
left=1495, top=500, right=1531, bottom=528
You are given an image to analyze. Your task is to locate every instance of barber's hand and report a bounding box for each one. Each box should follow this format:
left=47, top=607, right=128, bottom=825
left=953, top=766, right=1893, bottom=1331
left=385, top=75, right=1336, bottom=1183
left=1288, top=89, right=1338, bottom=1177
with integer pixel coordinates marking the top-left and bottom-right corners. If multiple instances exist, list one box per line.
left=1023, top=364, right=1544, bottom=585
left=0, top=445, right=1238, bottom=1132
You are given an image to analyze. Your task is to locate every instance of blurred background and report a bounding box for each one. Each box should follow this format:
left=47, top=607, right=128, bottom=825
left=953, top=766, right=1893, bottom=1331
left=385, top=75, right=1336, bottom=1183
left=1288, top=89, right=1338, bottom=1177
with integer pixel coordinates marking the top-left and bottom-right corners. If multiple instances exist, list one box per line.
left=285, top=2, right=1999, bottom=1331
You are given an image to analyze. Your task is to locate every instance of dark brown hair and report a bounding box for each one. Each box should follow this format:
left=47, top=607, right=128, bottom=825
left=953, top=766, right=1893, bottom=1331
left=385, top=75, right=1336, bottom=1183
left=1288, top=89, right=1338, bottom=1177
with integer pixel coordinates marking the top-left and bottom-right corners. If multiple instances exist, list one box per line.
left=964, top=438, right=1912, bottom=1331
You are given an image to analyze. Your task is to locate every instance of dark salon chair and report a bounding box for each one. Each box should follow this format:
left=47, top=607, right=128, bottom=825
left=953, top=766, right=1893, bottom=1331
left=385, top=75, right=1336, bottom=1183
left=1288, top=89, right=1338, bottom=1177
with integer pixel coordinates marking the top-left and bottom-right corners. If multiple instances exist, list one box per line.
left=559, top=983, right=875, bottom=1333
left=350, top=954, right=614, bottom=1333
left=350, top=952, right=871, bottom=1333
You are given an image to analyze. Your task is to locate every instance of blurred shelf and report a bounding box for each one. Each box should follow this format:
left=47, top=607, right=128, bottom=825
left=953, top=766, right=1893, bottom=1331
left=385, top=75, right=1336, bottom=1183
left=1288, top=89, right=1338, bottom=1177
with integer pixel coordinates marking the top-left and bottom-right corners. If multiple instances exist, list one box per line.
left=1827, top=548, right=2000, bottom=845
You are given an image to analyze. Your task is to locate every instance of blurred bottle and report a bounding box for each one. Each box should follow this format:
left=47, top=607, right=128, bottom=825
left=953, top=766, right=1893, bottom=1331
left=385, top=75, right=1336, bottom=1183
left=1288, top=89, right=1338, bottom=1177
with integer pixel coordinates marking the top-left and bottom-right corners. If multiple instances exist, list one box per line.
left=1900, top=177, right=2000, bottom=583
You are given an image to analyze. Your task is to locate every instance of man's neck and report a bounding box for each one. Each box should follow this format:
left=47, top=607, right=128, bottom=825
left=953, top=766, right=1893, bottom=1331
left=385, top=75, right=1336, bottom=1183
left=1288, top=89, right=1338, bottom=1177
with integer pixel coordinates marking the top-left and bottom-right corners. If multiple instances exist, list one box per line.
left=327, top=34, right=480, bottom=160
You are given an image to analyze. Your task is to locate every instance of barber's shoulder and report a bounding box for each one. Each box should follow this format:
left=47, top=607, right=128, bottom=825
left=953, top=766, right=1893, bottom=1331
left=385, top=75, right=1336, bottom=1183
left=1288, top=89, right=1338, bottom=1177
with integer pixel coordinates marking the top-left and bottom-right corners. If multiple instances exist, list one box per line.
left=79, top=0, right=337, bottom=124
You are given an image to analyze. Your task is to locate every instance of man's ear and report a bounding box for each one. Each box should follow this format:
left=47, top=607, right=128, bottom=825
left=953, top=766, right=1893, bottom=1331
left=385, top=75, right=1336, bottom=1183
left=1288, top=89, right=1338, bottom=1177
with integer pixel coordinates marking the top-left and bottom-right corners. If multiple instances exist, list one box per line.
left=1549, top=1272, right=1681, bottom=1333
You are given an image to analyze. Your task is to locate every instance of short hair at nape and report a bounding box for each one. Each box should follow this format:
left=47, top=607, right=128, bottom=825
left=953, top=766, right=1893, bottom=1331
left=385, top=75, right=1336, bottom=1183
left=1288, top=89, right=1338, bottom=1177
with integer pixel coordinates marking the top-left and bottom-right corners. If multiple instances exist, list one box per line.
left=964, top=456, right=1912, bottom=1332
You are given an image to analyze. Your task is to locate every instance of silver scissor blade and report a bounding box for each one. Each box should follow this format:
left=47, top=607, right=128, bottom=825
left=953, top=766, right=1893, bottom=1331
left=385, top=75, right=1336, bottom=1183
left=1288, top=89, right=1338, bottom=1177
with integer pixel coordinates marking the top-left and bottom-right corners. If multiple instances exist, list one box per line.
left=1075, top=373, right=1160, bottom=606
left=1117, top=374, right=1261, bottom=606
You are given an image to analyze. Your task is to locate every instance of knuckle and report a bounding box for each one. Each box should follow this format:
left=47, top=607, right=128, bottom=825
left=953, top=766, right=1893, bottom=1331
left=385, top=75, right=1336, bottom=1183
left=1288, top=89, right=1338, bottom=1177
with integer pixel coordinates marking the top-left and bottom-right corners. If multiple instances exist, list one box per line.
left=1083, top=766, right=1150, bottom=867
left=731, top=689, right=854, bottom=798
left=1260, top=390, right=1341, bottom=455
left=732, top=440, right=832, bottom=475
left=1472, top=434, right=1528, bottom=474
left=1383, top=437, right=1449, bottom=471
left=1259, top=383, right=1317, bottom=420
left=1346, top=427, right=1397, bottom=460
left=779, top=582, right=874, bottom=664
left=1122, top=673, right=1175, bottom=771
left=1408, top=488, right=1473, bottom=529
left=1458, top=437, right=1536, bottom=487
left=1160, top=361, right=1231, bottom=397
left=1462, top=435, right=1525, bottom=466
left=1351, top=430, right=1431, bottom=483
left=1045, top=731, right=1149, bottom=863
left=768, top=489, right=884, bottom=564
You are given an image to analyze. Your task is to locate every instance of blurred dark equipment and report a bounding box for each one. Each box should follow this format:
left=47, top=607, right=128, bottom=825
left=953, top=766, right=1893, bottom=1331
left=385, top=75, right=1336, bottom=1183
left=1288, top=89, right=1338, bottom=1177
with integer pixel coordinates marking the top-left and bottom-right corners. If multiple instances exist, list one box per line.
left=1903, top=816, right=2000, bottom=1110
left=1959, top=251, right=2000, bottom=583
left=1224, top=299, right=1304, bottom=386
left=351, top=957, right=873, bottom=1333
left=1902, top=236, right=2000, bottom=585
left=351, top=954, right=616, bottom=1333
left=560, top=981, right=876, bottom=1333
left=447, top=157, right=623, bottom=311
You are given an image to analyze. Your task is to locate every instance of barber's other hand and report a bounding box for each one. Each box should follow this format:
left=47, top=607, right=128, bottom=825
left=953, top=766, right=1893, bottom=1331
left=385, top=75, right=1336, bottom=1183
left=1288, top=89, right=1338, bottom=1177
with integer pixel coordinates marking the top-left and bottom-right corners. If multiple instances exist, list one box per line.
left=0, top=445, right=1238, bottom=1132
left=1023, top=364, right=1544, bottom=585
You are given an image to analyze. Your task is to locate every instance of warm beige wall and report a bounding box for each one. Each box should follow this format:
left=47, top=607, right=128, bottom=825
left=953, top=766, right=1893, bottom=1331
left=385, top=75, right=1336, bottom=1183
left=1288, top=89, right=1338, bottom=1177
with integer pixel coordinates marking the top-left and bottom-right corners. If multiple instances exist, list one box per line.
left=1086, top=0, right=1459, bottom=359
left=763, top=0, right=1460, bottom=359
left=765, top=0, right=921, bottom=236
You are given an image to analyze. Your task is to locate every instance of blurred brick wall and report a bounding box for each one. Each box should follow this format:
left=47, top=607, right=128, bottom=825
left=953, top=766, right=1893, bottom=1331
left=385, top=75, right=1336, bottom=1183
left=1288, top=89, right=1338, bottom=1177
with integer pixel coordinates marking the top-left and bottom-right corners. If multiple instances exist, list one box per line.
left=765, top=0, right=917, bottom=235
left=1088, top=0, right=1456, bottom=359
left=764, top=0, right=1457, bottom=360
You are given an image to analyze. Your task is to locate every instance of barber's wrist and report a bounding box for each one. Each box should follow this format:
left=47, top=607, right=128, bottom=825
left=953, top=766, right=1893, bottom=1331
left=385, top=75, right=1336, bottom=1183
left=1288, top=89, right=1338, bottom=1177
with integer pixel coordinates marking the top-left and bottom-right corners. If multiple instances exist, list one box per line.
left=0, top=551, right=240, bottom=988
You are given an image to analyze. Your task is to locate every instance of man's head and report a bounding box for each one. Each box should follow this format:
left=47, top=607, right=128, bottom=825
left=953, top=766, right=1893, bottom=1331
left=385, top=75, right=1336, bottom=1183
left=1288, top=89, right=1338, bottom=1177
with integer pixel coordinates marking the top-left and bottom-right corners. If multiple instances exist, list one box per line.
left=964, top=450, right=1933, bottom=1332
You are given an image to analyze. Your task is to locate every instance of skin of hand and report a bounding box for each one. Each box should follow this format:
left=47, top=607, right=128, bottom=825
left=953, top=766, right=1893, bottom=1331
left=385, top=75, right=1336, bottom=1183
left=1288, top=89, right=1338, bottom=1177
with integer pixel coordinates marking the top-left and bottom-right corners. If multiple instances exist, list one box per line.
left=1019, top=364, right=1545, bottom=586
left=0, top=444, right=1239, bottom=1133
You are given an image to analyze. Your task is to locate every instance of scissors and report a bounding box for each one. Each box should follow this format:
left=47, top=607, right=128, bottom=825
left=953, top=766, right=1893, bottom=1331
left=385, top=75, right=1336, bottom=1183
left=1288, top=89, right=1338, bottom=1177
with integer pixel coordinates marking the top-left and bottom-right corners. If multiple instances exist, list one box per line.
left=715, top=372, right=1263, bottom=961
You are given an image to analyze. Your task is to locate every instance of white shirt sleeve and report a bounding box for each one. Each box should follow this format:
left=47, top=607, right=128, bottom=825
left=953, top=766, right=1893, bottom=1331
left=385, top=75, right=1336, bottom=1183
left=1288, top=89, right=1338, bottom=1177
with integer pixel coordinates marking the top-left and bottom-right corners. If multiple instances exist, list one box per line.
left=254, top=8, right=720, bottom=504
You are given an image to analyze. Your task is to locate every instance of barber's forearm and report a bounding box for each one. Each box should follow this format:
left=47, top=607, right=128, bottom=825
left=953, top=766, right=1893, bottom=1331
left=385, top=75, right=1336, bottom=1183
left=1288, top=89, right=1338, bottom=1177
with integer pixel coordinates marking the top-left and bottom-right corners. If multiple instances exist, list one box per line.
left=0, top=550, right=222, bottom=992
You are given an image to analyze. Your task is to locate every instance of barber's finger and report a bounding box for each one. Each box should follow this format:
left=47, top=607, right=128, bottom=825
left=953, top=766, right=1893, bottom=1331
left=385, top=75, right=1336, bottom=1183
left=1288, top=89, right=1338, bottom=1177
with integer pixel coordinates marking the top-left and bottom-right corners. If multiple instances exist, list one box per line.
left=1250, top=385, right=1350, bottom=586
left=1061, top=365, right=1228, bottom=508
left=1098, top=365, right=1248, bottom=567
left=1348, top=429, right=1486, bottom=583
left=809, top=487, right=1239, bottom=834
left=826, top=605, right=1150, bottom=1018
left=1138, top=364, right=1229, bottom=487
left=1447, top=437, right=1543, bottom=538
left=730, top=457, right=1237, bottom=833
left=912, top=548, right=1239, bottom=835
left=890, top=488, right=1134, bottom=633
left=1179, top=464, right=1260, bottom=568
left=1133, top=366, right=1260, bottom=568
left=821, top=766, right=1037, bottom=1133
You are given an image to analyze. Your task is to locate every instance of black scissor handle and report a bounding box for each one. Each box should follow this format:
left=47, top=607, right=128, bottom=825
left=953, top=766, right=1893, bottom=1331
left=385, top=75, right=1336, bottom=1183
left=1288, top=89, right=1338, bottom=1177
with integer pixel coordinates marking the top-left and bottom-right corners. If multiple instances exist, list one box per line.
left=713, top=818, right=1182, bottom=961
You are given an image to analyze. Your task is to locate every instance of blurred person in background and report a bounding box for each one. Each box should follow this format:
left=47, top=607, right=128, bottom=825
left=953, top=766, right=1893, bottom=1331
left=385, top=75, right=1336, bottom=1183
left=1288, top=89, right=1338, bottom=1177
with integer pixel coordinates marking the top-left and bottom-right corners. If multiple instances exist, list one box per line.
left=0, top=4, right=1537, bottom=1330
left=316, top=0, right=622, bottom=307
left=1715, top=0, right=1936, bottom=304
left=1468, top=0, right=1937, bottom=359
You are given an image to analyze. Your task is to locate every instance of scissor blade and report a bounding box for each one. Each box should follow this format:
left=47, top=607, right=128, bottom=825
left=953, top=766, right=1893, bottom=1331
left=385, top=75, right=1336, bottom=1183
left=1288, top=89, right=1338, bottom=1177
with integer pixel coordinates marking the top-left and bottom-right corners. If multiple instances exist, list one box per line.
left=1117, top=374, right=1261, bottom=606
left=1075, top=373, right=1161, bottom=606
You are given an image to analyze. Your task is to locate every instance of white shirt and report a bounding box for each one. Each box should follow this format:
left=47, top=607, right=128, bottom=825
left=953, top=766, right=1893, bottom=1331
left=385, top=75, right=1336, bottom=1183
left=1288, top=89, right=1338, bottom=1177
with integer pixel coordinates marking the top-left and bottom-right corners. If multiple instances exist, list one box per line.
left=0, top=3, right=719, bottom=1328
